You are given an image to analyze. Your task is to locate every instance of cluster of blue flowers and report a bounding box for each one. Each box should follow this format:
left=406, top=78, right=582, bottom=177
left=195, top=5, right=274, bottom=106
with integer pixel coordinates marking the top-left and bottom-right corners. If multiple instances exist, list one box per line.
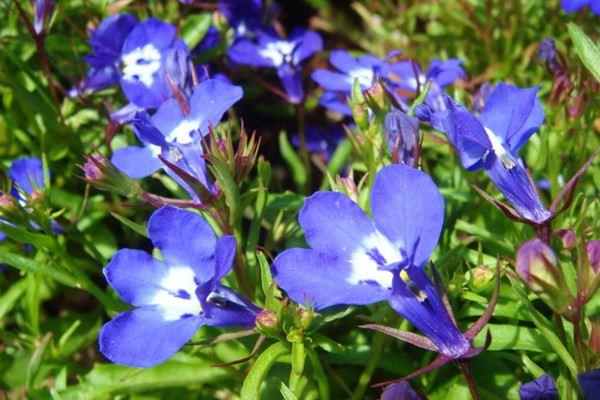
left=3, top=0, right=598, bottom=398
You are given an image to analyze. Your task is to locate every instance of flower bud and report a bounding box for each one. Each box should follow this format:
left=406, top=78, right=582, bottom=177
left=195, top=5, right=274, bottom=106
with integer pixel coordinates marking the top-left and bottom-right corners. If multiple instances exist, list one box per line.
left=384, top=110, right=418, bottom=166
left=255, top=309, right=279, bottom=336
left=80, top=155, right=142, bottom=198
left=469, top=265, right=495, bottom=293
left=586, top=240, right=600, bottom=274
left=351, top=79, right=369, bottom=131
left=516, top=238, right=573, bottom=316
left=298, top=308, right=313, bottom=329
left=556, top=229, right=576, bottom=250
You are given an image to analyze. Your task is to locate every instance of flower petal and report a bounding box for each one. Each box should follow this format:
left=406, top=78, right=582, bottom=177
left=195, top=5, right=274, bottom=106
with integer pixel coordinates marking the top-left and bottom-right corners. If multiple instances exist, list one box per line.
left=189, top=79, right=243, bottom=135
left=111, top=145, right=163, bottom=179
left=290, top=29, right=322, bottom=63
left=228, top=38, right=276, bottom=67
left=214, top=235, right=237, bottom=280
left=99, top=305, right=204, bottom=367
left=481, top=83, right=544, bottom=153
left=371, top=164, right=444, bottom=267
left=485, top=156, right=552, bottom=224
left=277, top=63, right=303, bottom=104
left=9, top=157, right=45, bottom=197
left=272, top=248, right=390, bottom=309
left=103, top=249, right=168, bottom=306
left=388, top=266, right=470, bottom=358
left=147, top=206, right=217, bottom=282
left=203, top=284, right=259, bottom=328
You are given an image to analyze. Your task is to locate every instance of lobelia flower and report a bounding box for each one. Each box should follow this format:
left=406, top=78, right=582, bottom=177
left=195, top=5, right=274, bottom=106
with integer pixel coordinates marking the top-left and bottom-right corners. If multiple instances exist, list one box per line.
left=291, top=125, right=345, bottom=163
left=272, top=164, right=473, bottom=359
left=228, top=29, right=323, bottom=104
left=519, top=375, right=558, bottom=400
left=312, top=50, right=396, bottom=116
left=219, top=0, right=263, bottom=37
left=111, top=78, right=243, bottom=202
left=561, top=0, right=600, bottom=15
left=388, top=58, right=465, bottom=112
left=1, top=157, right=62, bottom=241
left=78, top=16, right=189, bottom=115
left=428, top=83, right=552, bottom=225
left=538, top=39, right=564, bottom=76
left=119, top=18, right=189, bottom=109
left=99, top=206, right=260, bottom=367
left=78, top=14, right=138, bottom=95
left=578, top=368, right=600, bottom=400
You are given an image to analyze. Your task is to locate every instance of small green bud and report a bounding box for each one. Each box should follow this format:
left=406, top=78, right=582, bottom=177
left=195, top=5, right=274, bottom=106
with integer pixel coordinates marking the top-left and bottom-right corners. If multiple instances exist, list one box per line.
left=469, top=265, right=495, bottom=293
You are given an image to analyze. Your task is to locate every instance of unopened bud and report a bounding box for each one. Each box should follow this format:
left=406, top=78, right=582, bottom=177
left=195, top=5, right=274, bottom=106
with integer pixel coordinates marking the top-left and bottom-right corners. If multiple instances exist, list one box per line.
left=556, top=229, right=576, bottom=250
left=365, top=81, right=387, bottom=112
left=0, top=193, right=17, bottom=216
left=384, top=110, right=418, bottom=166
left=516, top=238, right=573, bottom=316
left=255, top=309, right=278, bottom=334
left=80, top=155, right=142, bottom=198
left=298, top=308, right=313, bottom=329
left=586, top=240, right=600, bottom=274
left=351, top=79, right=369, bottom=130
left=469, top=265, right=495, bottom=293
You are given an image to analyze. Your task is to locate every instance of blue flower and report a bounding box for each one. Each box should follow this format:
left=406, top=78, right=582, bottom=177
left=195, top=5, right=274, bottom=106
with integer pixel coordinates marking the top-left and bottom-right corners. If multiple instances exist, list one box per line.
left=219, top=0, right=263, bottom=37
left=519, top=375, right=558, bottom=400
left=312, top=50, right=392, bottom=115
left=99, top=206, right=260, bottom=368
left=119, top=18, right=189, bottom=109
left=429, top=83, right=552, bottom=224
left=272, top=164, right=471, bottom=359
left=388, top=58, right=466, bottom=112
left=80, top=14, right=138, bottom=94
left=228, top=29, right=323, bottom=104
left=8, top=157, right=46, bottom=201
left=111, top=79, right=243, bottom=202
left=561, top=0, right=600, bottom=15
left=291, top=125, right=345, bottom=163
left=579, top=368, right=600, bottom=400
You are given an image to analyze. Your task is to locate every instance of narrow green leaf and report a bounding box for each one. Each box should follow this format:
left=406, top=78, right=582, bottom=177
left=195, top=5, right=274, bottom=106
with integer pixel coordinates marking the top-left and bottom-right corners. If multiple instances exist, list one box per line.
left=241, top=341, right=289, bottom=400
left=279, top=382, right=299, bottom=400
left=0, top=278, right=28, bottom=325
left=279, top=132, right=308, bottom=191
left=0, top=251, right=78, bottom=288
left=110, top=212, right=149, bottom=238
left=180, top=14, right=212, bottom=49
left=567, top=22, right=600, bottom=82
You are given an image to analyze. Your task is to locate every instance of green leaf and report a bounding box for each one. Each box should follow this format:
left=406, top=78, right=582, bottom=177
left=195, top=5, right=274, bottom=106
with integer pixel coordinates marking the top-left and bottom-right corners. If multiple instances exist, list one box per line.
left=279, top=132, right=308, bottom=192
left=567, top=22, right=600, bottom=82
left=59, top=355, right=232, bottom=399
left=509, top=277, right=577, bottom=379
left=0, top=251, right=78, bottom=288
left=473, top=324, right=553, bottom=352
left=110, top=212, right=149, bottom=238
left=180, top=14, right=212, bottom=49
left=279, top=382, right=299, bottom=400
left=0, top=278, right=27, bottom=326
left=241, top=341, right=289, bottom=400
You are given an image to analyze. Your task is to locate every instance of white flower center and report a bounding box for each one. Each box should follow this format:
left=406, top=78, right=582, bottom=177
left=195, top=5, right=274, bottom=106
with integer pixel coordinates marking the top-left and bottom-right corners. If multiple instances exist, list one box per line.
left=150, top=266, right=202, bottom=321
left=122, top=44, right=162, bottom=87
left=347, top=231, right=402, bottom=289
left=346, top=67, right=375, bottom=88
left=259, top=40, right=296, bottom=66
left=484, top=126, right=515, bottom=169
left=166, top=118, right=200, bottom=145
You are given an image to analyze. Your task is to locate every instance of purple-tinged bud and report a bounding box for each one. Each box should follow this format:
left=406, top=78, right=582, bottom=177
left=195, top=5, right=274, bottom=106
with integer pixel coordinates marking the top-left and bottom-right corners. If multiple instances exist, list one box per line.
left=255, top=309, right=278, bottom=335
left=556, top=229, right=576, bottom=250
left=0, top=193, right=18, bottom=216
left=516, top=238, right=574, bottom=316
left=381, top=382, right=421, bottom=400
left=33, top=0, right=55, bottom=36
left=586, top=240, right=600, bottom=274
left=298, top=308, right=313, bottom=329
left=351, top=79, right=369, bottom=131
left=469, top=265, right=495, bottom=293
left=413, top=103, right=432, bottom=122
left=79, top=155, right=142, bottom=198
left=384, top=109, right=419, bottom=166
left=83, top=155, right=104, bottom=181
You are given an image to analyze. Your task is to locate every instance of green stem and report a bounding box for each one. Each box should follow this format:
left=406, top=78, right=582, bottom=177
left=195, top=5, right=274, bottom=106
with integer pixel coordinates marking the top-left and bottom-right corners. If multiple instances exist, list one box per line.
left=351, top=331, right=385, bottom=400
left=289, top=340, right=306, bottom=397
